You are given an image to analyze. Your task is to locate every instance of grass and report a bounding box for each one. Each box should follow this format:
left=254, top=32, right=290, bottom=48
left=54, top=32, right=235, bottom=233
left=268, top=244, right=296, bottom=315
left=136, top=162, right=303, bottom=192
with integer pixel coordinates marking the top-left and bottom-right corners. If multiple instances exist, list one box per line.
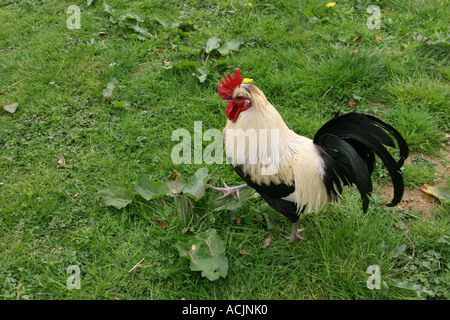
left=0, top=0, right=449, bottom=300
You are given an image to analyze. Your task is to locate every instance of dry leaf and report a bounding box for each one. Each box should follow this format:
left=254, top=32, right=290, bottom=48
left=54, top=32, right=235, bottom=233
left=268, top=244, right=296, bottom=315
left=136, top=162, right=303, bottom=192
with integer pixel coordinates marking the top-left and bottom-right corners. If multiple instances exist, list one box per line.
left=153, top=219, right=167, bottom=229
left=236, top=217, right=243, bottom=226
left=375, top=35, right=382, bottom=42
left=349, top=99, right=357, bottom=107
left=3, top=103, right=19, bottom=113
left=261, top=230, right=274, bottom=249
left=239, top=249, right=251, bottom=256
left=57, top=154, right=66, bottom=168
left=73, top=192, right=79, bottom=199
left=353, top=36, right=363, bottom=42
left=350, top=50, right=358, bottom=56
left=98, top=32, right=107, bottom=36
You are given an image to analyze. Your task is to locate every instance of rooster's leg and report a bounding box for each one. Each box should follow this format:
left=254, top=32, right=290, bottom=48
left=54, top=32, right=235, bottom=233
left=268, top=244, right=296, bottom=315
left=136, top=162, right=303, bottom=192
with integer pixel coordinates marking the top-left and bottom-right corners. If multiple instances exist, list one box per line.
left=281, top=221, right=307, bottom=242
left=207, top=181, right=250, bottom=201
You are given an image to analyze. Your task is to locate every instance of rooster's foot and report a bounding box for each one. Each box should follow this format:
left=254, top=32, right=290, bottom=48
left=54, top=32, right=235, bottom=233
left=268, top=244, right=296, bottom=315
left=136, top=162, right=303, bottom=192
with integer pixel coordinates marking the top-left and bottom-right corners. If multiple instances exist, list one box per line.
left=282, top=221, right=307, bottom=242
left=207, top=181, right=249, bottom=201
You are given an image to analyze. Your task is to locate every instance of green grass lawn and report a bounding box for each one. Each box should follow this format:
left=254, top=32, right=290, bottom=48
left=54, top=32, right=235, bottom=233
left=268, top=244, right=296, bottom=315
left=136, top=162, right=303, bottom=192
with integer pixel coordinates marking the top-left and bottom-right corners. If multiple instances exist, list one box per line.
left=0, top=0, right=449, bottom=300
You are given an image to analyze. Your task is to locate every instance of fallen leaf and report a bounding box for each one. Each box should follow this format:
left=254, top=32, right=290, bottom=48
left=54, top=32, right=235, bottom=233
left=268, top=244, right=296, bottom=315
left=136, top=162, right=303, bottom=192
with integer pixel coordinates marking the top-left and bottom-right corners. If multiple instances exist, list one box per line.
left=375, top=34, right=382, bottom=42
left=353, top=36, right=363, bottom=42
left=349, top=50, right=358, bottom=56
left=57, top=154, right=66, bottom=168
left=349, top=99, right=357, bottom=107
left=239, top=249, right=251, bottom=256
left=420, top=184, right=450, bottom=204
left=3, top=103, right=19, bottom=113
left=236, top=217, right=243, bottom=226
left=73, top=192, right=79, bottom=199
left=96, top=188, right=133, bottom=209
left=153, top=219, right=167, bottom=229
left=98, top=31, right=107, bottom=36
left=261, top=230, right=274, bottom=249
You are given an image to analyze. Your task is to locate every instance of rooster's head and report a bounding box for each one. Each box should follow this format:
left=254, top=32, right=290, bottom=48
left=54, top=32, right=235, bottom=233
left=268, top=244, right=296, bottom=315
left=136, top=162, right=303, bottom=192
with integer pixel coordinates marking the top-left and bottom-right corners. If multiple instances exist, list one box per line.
left=218, top=69, right=255, bottom=122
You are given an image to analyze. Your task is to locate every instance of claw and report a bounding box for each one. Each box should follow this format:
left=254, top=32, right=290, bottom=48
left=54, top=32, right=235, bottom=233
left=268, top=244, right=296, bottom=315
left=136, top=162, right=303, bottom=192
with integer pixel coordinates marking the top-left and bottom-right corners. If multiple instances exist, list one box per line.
left=281, top=228, right=307, bottom=242
left=207, top=182, right=249, bottom=201
left=282, top=222, right=307, bottom=242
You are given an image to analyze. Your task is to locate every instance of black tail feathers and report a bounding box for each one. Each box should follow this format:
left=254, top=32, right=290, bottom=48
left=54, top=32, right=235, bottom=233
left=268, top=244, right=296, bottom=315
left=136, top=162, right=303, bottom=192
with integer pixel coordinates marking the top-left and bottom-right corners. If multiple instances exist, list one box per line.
left=314, top=112, right=409, bottom=212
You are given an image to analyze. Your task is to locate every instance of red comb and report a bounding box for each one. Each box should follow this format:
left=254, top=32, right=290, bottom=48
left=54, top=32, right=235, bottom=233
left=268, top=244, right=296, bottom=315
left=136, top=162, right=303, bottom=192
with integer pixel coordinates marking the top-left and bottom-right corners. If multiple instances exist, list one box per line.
left=218, top=69, right=243, bottom=99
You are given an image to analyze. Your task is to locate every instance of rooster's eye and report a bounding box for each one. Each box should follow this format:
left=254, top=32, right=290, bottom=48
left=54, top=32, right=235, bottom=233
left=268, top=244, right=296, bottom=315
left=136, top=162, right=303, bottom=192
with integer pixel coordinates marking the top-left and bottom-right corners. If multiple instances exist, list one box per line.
left=236, top=97, right=243, bottom=101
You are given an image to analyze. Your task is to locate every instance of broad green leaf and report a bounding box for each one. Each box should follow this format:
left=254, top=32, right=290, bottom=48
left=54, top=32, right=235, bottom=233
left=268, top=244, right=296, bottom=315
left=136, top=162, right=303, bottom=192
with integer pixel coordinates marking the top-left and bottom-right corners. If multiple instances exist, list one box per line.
left=183, top=167, right=210, bottom=200
left=196, top=65, right=210, bottom=82
left=131, top=24, right=151, bottom=37
left=103, top=1, right=114, bottom=15
left=205, top=35, right=221, bottom=54
left=217, top=39, right=243, bottom=55
left=421, top=184, right=450, bottom=204
left=391, top=281, right=434, bottom=297
left=118, top=13, right=143, bottom=22
left=151, top=16, right=171, bottom=28
left=197, top=65, right=210, bottom=74
left=392, top=243, right=408, bottom=259
left=134, top=175, right=169, bottom=201
left=175, top=229, right=228, bottom=281
left=96, top=188, right=133, bottom=209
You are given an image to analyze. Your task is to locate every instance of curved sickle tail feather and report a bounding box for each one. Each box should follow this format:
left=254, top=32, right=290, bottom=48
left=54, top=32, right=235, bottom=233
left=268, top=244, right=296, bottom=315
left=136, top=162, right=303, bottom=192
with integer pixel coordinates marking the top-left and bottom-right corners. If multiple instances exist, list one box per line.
left=314, top=113, right=409, bottom=212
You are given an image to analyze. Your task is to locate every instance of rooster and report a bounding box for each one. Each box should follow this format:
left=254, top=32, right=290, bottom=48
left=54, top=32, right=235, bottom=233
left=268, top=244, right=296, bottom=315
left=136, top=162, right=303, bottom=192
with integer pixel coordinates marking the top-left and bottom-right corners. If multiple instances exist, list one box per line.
left=208, top=69, right=409, bottom=242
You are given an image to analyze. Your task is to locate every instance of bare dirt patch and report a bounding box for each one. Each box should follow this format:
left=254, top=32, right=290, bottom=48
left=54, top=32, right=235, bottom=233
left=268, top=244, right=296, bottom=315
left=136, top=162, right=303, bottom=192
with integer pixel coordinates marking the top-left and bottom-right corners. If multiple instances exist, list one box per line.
left=380, top=147, right=449, bottom=218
